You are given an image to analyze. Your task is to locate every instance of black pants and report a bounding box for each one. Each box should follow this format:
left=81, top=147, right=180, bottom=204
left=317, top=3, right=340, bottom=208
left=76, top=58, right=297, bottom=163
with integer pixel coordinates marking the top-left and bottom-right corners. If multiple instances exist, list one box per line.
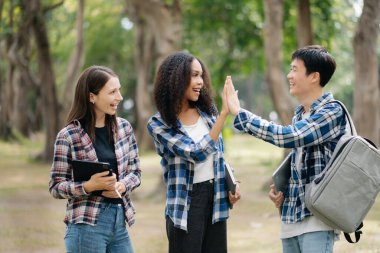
left=166, top=180, right=227, bottom=253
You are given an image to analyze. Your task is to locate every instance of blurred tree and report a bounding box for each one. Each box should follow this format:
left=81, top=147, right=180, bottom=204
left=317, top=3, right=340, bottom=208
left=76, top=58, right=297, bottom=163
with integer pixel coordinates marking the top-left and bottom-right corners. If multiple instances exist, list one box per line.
left=297, top=0, right=313, bottom=47
left=0, top=0, right=14, bottom=140
left=1, top=0, right=45, bottom=139
left=60, top=0, right=84, bottom=125
left=183, top=0, right=266, bottom=118
left=29, top=0, right=61, bottom=160
left=353, top=0, right=380, bottom=145
left=263, top=0, right=295, bottom=125
left=71, top=0, right=136, bottom=123
left=7, top=2, right=35, bottom=136
left=0, top=0, right=64, bottom=161
left=124, top=0, right=182, bottom=150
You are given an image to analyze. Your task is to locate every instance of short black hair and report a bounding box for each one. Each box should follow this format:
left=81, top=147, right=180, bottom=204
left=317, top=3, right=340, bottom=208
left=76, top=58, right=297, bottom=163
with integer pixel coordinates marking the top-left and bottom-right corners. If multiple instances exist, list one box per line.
left=291, top=45, right=336, bottom=87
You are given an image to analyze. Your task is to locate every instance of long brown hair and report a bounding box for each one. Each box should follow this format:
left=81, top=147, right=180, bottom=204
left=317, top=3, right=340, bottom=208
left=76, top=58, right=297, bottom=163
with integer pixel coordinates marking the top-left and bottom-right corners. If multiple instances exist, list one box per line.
left=66, top=65, right=118, bottom=142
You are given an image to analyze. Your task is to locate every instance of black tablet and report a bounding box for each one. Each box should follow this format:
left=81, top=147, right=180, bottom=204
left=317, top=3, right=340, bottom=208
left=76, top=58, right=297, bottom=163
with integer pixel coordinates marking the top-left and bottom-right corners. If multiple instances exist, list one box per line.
left=225, top=163, right=237, bottom=194
left=272, top=153, right=291, bottom=193
left=71, top=160, right=112, bottom=182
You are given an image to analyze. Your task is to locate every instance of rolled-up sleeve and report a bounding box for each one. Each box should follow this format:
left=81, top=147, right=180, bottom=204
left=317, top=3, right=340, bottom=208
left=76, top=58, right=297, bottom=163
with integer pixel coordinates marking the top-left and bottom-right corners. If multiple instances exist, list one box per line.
left=147, top=115, right=217, bottom=164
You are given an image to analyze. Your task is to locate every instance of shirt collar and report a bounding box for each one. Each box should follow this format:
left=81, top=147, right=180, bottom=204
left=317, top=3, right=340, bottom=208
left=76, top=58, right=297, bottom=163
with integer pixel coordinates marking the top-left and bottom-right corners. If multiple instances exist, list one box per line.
left=294, top=92, right=334, bottom=115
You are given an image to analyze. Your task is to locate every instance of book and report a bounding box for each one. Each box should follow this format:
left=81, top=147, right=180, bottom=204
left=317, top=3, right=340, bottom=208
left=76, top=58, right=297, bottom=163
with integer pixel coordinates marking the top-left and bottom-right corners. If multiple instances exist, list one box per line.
left=272, top=153, right=291, bottom=193
left=225, top=163, right=237, bottom=194
left=71, top=160, right=112, bottom=182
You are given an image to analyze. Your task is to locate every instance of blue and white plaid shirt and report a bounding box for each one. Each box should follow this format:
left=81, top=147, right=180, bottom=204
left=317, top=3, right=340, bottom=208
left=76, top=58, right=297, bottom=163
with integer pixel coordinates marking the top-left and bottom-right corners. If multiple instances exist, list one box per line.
left=147, top=110, right=229, bottom=231
left=234, top=93, right=347, bottom=223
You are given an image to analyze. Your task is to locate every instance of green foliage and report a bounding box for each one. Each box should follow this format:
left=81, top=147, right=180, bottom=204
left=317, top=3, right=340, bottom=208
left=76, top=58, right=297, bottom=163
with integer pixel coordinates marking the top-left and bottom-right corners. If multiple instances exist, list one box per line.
left=0, top=0, right=366, bottom=138
left=83, top=0, right=136, bottom=106
left=182, top=0, right=268, bottom=115
left=310, top=0, right=334, bottom=48
left=183, top=0, right=264, bottom=87
left=323, top=0, right=359, bottom=107
left=180, top=0, right=361, bottom=120
left=283, top=0, right=335, bottom=64
left=283, top=0, right=297, bottom=57
left=46, top=0, right=136, bottom=120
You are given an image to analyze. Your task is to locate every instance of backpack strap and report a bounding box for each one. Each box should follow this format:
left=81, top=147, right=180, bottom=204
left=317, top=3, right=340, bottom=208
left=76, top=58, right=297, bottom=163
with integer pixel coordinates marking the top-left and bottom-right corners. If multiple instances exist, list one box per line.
left=321, top=99, right=357, bottom=136
left=343, top=222, right=363, bottom=243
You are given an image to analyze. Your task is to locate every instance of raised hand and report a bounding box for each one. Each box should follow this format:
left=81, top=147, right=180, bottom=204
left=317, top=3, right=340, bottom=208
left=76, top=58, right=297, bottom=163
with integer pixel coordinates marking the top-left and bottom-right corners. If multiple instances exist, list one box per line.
left=221, top=76, right=231, bottom=116
left=225, top=76, right=240, bottom=115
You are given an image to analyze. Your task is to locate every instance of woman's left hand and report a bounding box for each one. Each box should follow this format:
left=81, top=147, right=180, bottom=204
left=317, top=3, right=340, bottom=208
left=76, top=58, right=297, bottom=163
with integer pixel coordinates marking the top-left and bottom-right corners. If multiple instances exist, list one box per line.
left=229, top=183, right=241, bottom=206
left=102, top=182, right=126, bottom=199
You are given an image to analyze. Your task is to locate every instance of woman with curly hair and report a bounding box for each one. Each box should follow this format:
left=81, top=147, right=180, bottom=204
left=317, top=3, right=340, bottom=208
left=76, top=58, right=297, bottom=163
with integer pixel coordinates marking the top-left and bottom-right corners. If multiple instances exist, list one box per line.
left=147, top=52, right=241, bottom=253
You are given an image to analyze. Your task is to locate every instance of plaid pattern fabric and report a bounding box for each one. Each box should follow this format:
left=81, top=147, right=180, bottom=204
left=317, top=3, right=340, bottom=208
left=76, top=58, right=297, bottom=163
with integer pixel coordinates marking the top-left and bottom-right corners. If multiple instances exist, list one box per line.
left=234, top=93, right=347, bottom=223
left=49, top=118, right=141, bottom=227
left=147, top=110, right=229, bottom=231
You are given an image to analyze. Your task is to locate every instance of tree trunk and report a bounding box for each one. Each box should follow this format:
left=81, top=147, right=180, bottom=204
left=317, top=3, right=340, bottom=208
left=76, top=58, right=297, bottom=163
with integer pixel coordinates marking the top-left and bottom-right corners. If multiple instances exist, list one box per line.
left=125, top=0, right=182, bottom=150
left=353, top=0, right=380, bottom=146
left=29, top=0, right=59, bottom=161
left=0, top=0, right=14, bottom=139
left=263, top=0, right=296, bottom=125
left=6, top=1, right=37, bottom=136
left=61, top=0, right=85, bottom=126
left=12, top=72, right=31, bottom=135
left=297, top=0, right=313, bottom=47
left=0, top=0, right=4, bottom=21
left=133, top=16, right=155, bottom=149
left=0, top=64, right=14, bottom=140
left=124, top=0, right=182, bottom=198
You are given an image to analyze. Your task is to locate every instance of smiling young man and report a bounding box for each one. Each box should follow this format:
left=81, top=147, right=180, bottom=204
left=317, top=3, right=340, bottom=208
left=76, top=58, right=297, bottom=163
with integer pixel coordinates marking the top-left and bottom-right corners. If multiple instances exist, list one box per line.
left=226, top=45, right=347, bottom=253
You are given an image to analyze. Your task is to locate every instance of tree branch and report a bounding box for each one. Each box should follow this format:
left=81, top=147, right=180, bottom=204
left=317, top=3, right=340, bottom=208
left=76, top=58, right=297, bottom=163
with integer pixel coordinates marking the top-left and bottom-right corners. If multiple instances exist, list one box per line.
left=43, top=0, right=64, bottom=13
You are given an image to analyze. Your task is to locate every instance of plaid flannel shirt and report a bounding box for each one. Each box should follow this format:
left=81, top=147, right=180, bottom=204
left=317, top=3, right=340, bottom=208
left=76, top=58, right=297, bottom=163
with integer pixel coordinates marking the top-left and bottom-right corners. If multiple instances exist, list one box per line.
left=147, top=110, right=229, bottom=231
left=49, top=118, right=141, bottom=227
left=234, top=93, right=347, bottom=223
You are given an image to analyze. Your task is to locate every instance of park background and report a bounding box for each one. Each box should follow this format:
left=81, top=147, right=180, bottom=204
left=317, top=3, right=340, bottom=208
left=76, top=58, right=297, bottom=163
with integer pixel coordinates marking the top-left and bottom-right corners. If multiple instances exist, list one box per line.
left=0, top=0, right=380, bottom=252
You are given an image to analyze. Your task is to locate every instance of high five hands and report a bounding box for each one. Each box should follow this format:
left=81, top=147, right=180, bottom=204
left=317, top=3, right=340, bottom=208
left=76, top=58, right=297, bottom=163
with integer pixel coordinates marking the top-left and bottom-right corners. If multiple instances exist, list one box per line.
left=223, top=76, right=242, bottom=206
left=223, top=76, right=240, bottom=116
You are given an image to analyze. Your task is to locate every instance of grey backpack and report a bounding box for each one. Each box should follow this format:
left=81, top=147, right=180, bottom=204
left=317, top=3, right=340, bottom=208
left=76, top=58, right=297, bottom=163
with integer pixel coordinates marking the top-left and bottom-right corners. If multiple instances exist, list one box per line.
left=305, top=100, right=380, bottom=243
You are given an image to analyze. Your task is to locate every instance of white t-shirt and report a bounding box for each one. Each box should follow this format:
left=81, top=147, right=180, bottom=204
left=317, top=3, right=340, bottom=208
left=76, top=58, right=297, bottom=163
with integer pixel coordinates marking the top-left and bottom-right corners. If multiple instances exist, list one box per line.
left=183, top=117, right=214, bottom=183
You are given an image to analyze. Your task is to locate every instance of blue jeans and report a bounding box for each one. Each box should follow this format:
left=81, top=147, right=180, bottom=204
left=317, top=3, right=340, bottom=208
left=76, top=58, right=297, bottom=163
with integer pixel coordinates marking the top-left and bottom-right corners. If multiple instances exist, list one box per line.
left=64, top=203, right=134, bottom=253
left=282, top=231, right=334, bottom=253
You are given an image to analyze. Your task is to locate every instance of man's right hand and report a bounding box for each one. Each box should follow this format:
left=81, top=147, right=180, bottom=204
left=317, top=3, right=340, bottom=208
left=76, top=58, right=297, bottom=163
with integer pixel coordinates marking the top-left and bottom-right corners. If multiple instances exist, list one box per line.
left=269, top=184, right=284, bottom=208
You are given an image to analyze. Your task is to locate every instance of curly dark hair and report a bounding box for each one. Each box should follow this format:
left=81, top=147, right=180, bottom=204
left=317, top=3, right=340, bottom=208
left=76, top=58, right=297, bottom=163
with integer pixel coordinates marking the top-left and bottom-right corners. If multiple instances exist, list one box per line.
left=153, top=52, right=217, bottom=128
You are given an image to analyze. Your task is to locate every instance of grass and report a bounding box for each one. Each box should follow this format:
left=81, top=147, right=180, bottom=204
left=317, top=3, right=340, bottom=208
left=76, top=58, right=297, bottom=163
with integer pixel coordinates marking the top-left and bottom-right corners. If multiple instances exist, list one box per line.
left=0, top=134, right=379, bottom=253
